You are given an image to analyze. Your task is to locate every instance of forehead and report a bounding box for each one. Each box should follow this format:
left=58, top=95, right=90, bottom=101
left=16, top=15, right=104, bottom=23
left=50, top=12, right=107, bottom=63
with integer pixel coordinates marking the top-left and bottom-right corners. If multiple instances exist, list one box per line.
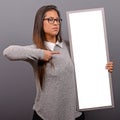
left=44, top=10, right=59, bottom=17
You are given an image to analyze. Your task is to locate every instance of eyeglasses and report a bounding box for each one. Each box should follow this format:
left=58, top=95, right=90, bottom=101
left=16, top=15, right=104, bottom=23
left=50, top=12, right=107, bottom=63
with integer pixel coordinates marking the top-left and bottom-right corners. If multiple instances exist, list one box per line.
left=43, top=17, right=62, bottom=24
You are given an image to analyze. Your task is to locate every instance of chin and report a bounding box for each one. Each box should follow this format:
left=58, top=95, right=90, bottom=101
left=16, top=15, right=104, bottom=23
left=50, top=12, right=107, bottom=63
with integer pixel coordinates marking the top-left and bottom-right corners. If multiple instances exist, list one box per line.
left=52, top=32, right=59, bottom=36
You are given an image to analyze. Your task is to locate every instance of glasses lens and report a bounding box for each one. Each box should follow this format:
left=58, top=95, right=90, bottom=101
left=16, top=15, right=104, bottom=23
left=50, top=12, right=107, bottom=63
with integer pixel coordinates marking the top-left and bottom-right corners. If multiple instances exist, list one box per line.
left=56, top=18, right=62, bottom=23
left=46, top=18, right=53, bottom=24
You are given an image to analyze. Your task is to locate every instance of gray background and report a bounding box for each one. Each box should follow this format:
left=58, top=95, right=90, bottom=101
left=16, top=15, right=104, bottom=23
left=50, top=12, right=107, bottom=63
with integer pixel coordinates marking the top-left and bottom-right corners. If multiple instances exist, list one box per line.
left=0, top=0, right=120, bottom=120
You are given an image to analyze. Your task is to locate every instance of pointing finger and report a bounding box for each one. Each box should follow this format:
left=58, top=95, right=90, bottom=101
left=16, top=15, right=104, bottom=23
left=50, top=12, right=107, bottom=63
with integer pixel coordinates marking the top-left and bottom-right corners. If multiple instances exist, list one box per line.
left=51, top=51, right=60, bottom=55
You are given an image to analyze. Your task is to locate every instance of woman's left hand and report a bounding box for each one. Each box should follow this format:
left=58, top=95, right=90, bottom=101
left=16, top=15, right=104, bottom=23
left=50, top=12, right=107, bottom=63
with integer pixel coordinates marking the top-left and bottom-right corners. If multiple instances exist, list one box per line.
left=106, top=61, right=113, bottom=73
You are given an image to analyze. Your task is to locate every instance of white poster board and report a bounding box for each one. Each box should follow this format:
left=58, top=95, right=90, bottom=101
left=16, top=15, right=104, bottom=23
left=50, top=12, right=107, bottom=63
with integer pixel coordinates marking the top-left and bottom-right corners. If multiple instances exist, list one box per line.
left=66, top=8, right=114, bottom=111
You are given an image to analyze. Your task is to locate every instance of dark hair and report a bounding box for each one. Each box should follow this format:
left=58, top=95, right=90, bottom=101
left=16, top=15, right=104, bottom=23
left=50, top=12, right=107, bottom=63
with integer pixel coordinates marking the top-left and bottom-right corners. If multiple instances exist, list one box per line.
left=33, top=5, right=62, bottom=89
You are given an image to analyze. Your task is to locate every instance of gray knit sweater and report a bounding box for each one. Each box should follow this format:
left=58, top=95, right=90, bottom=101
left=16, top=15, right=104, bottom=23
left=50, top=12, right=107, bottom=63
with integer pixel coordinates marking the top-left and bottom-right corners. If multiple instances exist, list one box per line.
left=3, top=41, right=82, bottom=120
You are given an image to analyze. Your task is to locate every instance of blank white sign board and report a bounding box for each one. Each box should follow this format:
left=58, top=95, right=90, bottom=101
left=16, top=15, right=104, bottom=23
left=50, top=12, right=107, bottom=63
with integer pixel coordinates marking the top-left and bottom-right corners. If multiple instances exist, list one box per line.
left=66, top=8, right=114, bottom=111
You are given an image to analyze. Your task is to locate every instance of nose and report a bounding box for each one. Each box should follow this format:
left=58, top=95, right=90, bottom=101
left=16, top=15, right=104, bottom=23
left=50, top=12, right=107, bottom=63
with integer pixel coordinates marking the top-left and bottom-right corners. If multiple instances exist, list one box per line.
left=54, top=20, right=58, bottom=25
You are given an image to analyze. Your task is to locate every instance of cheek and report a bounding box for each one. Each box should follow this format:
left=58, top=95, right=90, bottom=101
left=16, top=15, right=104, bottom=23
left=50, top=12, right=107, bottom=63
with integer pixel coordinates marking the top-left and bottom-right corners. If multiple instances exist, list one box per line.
left=43, top=23, right=48, bottom=33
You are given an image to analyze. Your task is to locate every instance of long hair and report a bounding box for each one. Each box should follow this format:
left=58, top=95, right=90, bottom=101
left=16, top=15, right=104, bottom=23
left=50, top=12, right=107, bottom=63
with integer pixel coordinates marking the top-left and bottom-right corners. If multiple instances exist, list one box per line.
left=33, top=5, right=62, bottom=89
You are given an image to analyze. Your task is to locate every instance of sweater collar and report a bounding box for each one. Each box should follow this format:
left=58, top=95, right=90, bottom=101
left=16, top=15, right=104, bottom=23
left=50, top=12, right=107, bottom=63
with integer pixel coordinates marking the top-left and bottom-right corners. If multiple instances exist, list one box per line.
left=44, top=41, right=63, bottom=51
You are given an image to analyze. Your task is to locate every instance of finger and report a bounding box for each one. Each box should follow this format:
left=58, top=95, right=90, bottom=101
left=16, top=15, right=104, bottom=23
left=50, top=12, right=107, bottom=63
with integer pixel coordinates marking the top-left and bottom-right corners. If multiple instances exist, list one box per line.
left=106, top=66, right=113, bottom=69
left=51, top=51, right=60, bottom=55
left=106, top=63, right=113, bottom=67
left=106, top=64, right=113, bottom=67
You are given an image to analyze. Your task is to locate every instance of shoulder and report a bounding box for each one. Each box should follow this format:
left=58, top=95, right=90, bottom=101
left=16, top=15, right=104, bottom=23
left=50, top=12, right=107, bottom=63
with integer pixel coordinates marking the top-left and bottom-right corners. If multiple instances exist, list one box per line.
left=62, top=40, right=70, bottom=50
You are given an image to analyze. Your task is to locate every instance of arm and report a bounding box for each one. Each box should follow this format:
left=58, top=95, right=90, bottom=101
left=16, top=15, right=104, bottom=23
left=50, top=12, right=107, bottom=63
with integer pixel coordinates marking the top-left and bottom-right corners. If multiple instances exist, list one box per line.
left=3, top=45, right=44, bottom=61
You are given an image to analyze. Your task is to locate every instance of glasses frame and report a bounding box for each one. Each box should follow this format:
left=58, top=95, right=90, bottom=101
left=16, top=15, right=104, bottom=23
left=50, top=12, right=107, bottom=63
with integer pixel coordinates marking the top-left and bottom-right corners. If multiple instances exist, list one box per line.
left=43, top=17, right=62, bottom=24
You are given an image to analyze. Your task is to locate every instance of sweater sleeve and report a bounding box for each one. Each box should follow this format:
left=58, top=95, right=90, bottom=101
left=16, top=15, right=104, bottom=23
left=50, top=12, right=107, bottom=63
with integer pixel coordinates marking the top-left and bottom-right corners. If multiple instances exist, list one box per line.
left=3, top=45, right=44, bottom=61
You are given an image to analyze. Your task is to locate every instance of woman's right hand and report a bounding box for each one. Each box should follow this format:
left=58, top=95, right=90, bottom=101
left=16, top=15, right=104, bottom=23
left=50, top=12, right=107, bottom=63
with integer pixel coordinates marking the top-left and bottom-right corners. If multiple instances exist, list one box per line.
left=43, top=50, right=60, bottom=61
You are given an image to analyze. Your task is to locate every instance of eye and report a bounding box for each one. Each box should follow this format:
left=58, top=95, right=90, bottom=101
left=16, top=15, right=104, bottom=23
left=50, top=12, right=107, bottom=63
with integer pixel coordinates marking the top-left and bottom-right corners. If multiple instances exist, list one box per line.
left=48, top=17, right=54, bottom=22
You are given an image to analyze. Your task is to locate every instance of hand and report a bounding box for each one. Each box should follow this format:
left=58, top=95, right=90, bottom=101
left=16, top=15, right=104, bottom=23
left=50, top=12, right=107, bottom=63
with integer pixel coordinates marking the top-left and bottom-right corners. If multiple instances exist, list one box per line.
left=106, top=61, right=113, bottom=73
left=43, top=50, right=60, bottom=61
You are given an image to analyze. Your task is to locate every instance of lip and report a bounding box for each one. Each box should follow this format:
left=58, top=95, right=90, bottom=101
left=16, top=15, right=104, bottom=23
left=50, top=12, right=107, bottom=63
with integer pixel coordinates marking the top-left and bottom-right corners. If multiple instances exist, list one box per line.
left=52, top=27, right=59, bottom=31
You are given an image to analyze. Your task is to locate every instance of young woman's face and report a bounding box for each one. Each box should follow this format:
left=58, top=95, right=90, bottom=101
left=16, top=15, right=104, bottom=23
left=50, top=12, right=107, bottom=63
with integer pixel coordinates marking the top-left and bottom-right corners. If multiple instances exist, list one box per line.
left=43, top=10, right=61, bottom=39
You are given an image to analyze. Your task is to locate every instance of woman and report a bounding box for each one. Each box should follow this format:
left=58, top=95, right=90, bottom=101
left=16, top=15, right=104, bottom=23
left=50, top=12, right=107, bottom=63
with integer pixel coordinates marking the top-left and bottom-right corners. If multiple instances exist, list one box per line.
left=3, top=5, right=113, bottom=120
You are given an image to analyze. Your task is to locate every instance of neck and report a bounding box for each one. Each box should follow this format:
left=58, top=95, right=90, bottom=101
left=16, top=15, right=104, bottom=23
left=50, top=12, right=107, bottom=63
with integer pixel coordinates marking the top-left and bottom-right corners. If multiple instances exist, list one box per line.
left=45, top=35, right=57, bottom=43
